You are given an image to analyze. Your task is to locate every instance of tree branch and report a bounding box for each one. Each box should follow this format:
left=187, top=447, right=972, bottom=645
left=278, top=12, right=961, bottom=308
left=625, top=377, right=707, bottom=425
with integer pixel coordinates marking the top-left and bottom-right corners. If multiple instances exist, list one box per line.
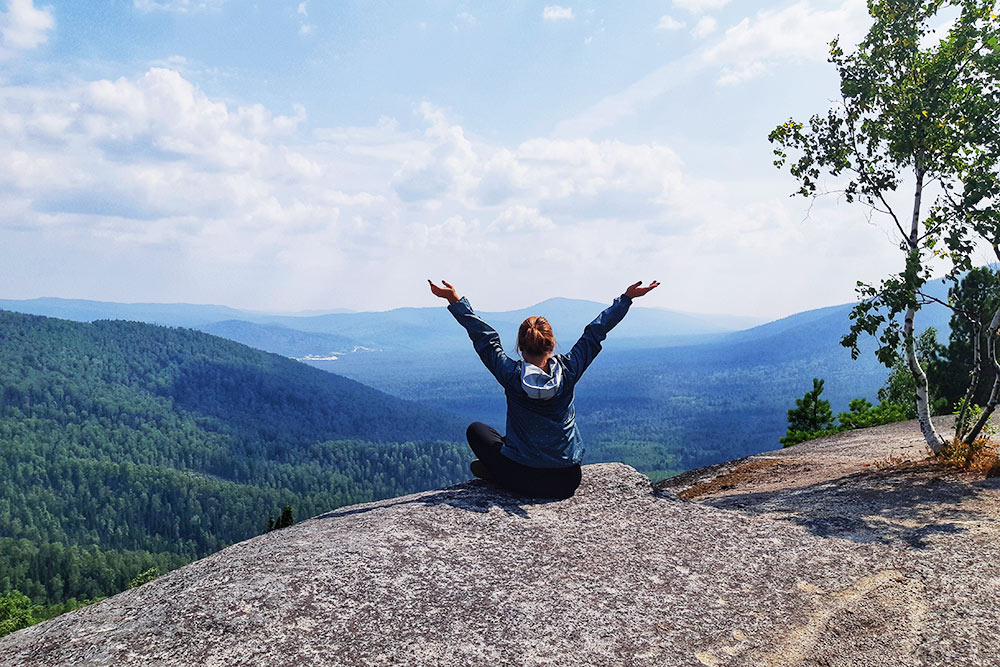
left=842, top=95, right=909, bottom=240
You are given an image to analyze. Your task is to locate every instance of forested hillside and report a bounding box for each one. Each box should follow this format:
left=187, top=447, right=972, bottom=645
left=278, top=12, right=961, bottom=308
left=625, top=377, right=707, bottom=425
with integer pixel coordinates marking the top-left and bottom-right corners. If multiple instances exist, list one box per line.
left=0, top=310, right=468, bottom=614
left=315, top=295, right=953, bottom=477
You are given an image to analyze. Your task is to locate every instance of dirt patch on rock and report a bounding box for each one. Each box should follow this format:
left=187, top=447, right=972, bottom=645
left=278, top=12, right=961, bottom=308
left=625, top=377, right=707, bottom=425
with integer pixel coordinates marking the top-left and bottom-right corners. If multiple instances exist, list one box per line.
left=676, top=459, right=803, bottom=500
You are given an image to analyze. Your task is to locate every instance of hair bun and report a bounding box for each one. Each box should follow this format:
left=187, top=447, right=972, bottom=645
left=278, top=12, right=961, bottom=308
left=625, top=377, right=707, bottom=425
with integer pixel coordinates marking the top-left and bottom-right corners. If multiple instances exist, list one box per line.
left=517, top=316, right=556, bottom=356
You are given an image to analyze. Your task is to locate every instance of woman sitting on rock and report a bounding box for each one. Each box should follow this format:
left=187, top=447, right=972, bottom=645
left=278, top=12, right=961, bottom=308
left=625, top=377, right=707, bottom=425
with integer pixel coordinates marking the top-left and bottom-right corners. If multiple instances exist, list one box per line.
left=428, top=279, right=659, bottom=499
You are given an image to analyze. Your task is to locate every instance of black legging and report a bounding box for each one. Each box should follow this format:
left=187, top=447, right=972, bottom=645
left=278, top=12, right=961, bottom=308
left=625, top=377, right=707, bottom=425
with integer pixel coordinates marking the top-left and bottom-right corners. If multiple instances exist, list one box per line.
left=466, top=422, right=582, bottom=499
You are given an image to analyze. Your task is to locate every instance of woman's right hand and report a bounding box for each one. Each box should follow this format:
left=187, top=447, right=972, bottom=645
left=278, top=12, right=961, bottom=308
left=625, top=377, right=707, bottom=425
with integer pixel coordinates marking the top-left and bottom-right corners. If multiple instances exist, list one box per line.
left=624, top=280, right=660, bottom=299
left=428, top=279, right=461, bottom=304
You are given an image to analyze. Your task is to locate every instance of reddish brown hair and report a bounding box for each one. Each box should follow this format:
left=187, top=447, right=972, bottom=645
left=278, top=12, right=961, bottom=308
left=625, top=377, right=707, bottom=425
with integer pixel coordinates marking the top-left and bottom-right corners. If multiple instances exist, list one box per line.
left=517, top=316, right=556, bottom=356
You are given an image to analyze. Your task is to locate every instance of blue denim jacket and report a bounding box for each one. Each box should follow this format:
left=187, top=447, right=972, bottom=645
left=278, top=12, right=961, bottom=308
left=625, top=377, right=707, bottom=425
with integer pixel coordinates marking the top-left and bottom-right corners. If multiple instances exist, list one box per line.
left=447, top=295, right=632, bottom=468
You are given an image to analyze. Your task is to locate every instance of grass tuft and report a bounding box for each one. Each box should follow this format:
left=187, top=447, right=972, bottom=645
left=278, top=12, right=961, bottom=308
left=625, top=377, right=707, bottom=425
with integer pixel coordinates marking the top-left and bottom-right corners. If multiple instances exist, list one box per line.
left=936, top=437, right=1000, bottom=476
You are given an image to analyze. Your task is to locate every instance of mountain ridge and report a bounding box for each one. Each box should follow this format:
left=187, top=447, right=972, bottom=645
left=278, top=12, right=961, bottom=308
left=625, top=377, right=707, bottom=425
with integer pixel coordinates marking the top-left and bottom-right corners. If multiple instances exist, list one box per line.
left=0, top=295, right=762, bottom=347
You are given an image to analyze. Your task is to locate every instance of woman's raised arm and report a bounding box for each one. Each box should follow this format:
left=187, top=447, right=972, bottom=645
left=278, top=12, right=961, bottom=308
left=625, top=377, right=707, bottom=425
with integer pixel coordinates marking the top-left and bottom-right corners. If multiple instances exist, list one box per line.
left=564, top=280, right=659, bottom=381
left=430, top=279, right=518, bottom=386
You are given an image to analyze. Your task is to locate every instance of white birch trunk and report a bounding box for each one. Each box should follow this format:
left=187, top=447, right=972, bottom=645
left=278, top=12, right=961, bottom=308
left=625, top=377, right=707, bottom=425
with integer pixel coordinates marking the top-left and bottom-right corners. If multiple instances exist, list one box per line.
left=904, top=304, right=945, bottom=452
left=906, top=165, right=946, bottom=454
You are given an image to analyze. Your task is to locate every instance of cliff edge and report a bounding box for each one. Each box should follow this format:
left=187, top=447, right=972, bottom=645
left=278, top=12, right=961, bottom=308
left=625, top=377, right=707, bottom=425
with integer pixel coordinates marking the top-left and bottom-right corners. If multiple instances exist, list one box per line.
left=2, top=420, right=998, bottom=666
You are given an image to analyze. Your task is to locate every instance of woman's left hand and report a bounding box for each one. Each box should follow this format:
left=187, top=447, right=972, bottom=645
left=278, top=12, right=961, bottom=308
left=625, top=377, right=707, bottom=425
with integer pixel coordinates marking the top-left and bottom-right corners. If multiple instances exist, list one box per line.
left=624, top=280, right=660, bottom=299
left=428, top=279, right=461, bottom=304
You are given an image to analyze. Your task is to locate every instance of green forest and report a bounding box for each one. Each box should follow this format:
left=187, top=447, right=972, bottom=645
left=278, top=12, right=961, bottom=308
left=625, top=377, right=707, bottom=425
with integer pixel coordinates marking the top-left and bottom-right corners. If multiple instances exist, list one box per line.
left=0, top=310, right=471, bottom=632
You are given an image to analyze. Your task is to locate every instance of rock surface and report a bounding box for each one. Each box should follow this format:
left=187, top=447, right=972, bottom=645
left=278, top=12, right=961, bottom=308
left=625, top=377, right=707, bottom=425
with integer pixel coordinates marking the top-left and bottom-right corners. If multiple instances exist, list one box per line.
left=3, top=419, right=999, bottom=666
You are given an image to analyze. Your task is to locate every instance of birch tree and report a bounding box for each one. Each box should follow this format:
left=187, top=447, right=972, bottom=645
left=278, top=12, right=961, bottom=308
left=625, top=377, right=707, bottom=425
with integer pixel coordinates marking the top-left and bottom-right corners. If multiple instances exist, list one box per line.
left=769, top=0, right=1000, bottom=453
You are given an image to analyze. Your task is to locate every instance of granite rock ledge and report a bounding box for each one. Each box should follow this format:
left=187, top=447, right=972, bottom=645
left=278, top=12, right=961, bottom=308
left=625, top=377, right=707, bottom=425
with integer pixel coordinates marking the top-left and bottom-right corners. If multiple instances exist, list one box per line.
left=2, top=420, right=998, bottom=666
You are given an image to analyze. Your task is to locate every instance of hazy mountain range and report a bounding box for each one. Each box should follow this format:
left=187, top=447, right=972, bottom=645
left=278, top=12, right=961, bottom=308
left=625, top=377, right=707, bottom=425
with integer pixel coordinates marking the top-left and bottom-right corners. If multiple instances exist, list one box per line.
left=1, top=282, right=956, bottom=474
left=0, top=296, right=766, bottom=356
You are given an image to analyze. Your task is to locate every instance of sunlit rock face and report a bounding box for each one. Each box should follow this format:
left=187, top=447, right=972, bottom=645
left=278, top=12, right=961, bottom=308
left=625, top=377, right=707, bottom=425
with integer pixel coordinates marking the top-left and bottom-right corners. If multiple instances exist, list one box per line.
left=3, top=424, right=998, bottom=666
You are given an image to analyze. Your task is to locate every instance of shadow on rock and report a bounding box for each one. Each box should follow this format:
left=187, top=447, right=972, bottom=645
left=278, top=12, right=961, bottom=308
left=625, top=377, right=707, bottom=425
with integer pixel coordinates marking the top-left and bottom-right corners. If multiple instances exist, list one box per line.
left=704, top=462, right=995, bottom=549
left=315, top=480, right=561, bottom=520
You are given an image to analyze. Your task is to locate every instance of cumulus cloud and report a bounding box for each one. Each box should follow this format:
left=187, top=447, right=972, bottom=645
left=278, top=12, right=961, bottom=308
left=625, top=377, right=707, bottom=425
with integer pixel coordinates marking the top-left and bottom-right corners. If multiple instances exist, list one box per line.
left=391, top=102, right=481, bottom=202
left=542, top=6, right=574, bottom=22
left=656, top=15, right=685, bottom=31
left=293, top=1, right=316, bottom=36
left=133, top=0, right=225, bottom=14
left=703, top=0, right=870, bottom=84
left=0, top=69, right=725, bottom=309
left=0, top=67, right=316, bottom=238
left=691, top=16, right=717, bottom=39
left=672, top=0, right=730, bottom=14
left=389, top=104, right=696, bottom=231
left=0, top=64, right=900, bottom=315
left=0, top=0, right=54, bottom=56
left=489, top=205, right=553, bottom=232
left=554, top=0, right=872, bottom=141
left=81, top=68, right=305, bottom=169
left=451, top=11, right=477, bottom=32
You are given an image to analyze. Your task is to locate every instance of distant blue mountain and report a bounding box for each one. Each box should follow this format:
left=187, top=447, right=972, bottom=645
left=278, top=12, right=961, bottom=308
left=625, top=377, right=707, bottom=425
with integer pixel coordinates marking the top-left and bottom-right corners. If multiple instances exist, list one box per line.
left=726, top=277, right=952, bottom=348
left=0, top=297, right=255, bottom=328
left=0, top=295, right=756, bottom=354
left=254, top=296, right=717, bottom=351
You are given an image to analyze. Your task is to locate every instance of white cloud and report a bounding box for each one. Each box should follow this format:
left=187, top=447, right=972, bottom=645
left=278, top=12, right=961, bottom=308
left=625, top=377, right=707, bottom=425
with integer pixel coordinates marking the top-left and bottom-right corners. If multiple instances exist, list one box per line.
left=691, top=16, right=717, bottom=39
left=555, top=0, right=871, bottom=139
left=0, top=72, right=718, bottom=309
left=656, top=15, right=686, bottom=31
left=489, top=205, right=553, bottom=232
left=294, top=2, right=315, bottom=36
left=716, top=61, right=767, bottom=85
left=672, top=0, right=730, bottom=14
left=0, top=64, right=906, bottom=316
left=553, top=54, right=702, bottom=137
left=703, top=0, right=870, bottom=84
left=390, top=104, right=694, bottom=229
left=80, top=68, right=305, bottom=169
left=0, top=67, right=314, bottom=236
left=452, top=11, right=476, bottom=31
left=391, top=102, right=481, bottom=202
left=133, top=0, right=225, bottom=14
left=542, top=6, right=574, bottom=22
left=0, top=0, right=54, bottom=55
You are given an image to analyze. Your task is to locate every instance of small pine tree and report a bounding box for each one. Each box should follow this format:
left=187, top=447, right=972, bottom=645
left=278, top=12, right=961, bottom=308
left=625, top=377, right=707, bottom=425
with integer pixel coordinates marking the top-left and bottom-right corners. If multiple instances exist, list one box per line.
left=265, top=505, right=295, bottom=533
left=787, top=378, right=834, bottom=432
left=128, top=568, right=159, bottom=589
left=277, top=505, right=294, bottom=529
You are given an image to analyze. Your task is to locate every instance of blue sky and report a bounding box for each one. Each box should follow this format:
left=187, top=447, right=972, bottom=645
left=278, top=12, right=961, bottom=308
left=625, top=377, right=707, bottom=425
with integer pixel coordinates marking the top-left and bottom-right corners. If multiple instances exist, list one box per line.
left=0, top=0, right=968, bottom=316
